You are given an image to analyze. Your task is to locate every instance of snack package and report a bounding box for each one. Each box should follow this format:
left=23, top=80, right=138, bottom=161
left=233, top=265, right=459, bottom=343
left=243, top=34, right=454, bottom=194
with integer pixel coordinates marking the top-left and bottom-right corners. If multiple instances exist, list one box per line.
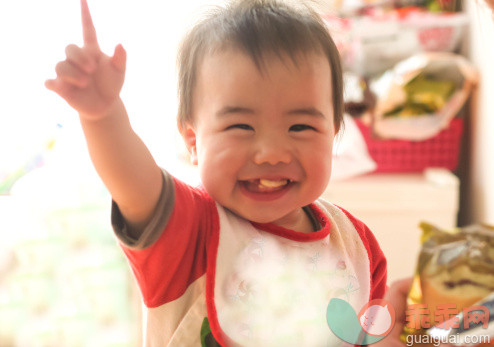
left=383, top=73, right=457, bottom=117
left=369, top=52, right=478, bottom=140
left=401, top=223, right=494, bottom=346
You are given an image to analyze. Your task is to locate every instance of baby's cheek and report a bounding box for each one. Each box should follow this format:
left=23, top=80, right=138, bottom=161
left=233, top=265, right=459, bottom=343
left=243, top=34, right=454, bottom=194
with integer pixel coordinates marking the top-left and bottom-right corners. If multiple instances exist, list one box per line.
left=200, top=171, right=220, bottom=194
left=310, top=145, right=332, bottom=168
left=310, top=160, right=332, bottom=191
left=199, top=162, right=234, bottom=204
left=198, top=162, right=219, bottom=193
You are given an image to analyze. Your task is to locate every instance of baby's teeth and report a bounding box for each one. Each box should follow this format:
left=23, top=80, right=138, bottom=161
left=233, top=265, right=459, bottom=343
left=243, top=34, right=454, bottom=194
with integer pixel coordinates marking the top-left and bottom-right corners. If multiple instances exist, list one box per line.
left=259, top=179, right=288, bottom=188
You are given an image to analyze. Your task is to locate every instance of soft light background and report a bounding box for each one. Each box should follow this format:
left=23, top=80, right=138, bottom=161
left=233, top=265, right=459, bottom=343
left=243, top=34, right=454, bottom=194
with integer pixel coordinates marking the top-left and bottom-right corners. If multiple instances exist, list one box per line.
left=0, top=0, right=224, bottom=345
left=463, top=0, right=494, bottom=226
left=1, top=0, right=228, bottom=177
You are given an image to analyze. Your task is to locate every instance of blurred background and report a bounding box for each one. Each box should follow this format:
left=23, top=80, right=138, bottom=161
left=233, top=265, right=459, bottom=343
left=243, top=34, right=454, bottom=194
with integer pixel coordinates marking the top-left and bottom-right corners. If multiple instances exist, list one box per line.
left=0, top=0, right=493, bottom=345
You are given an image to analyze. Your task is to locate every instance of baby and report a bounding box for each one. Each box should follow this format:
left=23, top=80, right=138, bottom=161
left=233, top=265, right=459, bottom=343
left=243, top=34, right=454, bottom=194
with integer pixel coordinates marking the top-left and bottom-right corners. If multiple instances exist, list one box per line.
left=46, top=0, right=387, bottom=345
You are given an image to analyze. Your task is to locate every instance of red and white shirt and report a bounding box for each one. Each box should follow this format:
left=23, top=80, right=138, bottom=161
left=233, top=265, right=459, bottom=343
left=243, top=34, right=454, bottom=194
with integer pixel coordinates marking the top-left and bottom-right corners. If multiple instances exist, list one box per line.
left=112, top=172, right=387, bottom=346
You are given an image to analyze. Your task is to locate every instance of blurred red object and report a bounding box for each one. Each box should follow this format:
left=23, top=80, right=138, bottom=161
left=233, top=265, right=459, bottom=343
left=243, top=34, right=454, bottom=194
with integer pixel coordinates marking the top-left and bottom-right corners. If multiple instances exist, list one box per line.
left=355, top=118, right=463, bottom=172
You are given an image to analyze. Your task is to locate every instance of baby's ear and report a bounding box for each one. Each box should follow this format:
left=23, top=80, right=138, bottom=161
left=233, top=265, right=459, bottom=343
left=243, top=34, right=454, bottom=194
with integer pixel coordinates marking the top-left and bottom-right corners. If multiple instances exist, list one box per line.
left=180, top=122, right=198, bottom=165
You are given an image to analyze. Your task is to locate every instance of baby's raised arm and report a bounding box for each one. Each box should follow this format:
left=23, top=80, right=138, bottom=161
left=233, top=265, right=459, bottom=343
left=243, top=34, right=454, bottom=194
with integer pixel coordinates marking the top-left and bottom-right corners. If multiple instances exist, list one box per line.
left=46, top=0, right=163, bottom=238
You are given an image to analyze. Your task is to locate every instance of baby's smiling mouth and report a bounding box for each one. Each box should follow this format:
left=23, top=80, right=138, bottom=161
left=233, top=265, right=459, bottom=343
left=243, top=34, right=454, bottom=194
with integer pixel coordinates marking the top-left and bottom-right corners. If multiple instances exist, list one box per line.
left=240, top=178, right=292, bottom=193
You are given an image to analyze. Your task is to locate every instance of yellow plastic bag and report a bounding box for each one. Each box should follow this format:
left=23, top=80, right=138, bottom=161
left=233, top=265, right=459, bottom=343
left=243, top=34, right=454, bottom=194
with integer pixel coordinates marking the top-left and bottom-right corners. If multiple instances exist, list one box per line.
left=401, top=223, right=494, bottom=346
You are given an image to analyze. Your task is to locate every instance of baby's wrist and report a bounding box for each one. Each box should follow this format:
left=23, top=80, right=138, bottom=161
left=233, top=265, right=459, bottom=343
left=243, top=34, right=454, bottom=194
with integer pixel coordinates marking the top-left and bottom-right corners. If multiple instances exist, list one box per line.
left=78, top=97, right=123, bottom=123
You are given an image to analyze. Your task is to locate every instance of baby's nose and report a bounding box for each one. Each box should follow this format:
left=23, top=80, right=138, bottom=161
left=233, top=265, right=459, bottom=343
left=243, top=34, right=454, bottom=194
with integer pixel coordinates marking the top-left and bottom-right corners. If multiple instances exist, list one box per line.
left=253, top=136, right=292, bottom=165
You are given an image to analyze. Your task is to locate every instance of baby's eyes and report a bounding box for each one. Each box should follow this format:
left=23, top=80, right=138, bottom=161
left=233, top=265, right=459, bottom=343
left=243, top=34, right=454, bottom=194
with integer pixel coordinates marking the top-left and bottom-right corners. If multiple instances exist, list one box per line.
left=289, top=124, right=316, bottom=132
left=226, top=124, right=254, bottom=131
left=225, top=124, right=316, bottom=132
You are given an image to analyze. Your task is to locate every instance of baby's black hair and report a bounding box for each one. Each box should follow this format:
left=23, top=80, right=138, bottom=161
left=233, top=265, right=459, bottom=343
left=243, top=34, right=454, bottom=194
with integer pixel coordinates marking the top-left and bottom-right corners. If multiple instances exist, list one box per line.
left=177, top=0, right=343, bottom=133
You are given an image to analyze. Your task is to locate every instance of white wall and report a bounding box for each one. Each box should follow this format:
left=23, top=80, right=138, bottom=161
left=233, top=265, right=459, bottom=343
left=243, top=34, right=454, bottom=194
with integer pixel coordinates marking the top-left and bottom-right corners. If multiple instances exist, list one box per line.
left=0, top=0, right=226, bottom=188
left=464, top=0, right=494, bottom=225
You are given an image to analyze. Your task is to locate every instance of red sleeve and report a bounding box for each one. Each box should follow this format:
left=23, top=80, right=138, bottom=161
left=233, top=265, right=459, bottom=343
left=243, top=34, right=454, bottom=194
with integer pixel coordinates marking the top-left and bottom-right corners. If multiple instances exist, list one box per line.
left=338, top=207, right=387, bottom=301
left=121, top=177, right=217, bottom=308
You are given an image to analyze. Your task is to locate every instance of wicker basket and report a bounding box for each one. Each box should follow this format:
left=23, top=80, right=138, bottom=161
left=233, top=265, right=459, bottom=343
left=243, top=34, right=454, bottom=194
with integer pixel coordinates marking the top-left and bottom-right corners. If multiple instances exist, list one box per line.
left=356, top=118, right=463, bottom=172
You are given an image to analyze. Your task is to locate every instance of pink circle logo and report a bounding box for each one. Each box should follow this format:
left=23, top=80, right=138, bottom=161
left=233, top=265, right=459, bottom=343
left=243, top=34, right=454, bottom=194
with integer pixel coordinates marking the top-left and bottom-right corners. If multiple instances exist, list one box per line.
left=358, top=299, right=396, bottom=337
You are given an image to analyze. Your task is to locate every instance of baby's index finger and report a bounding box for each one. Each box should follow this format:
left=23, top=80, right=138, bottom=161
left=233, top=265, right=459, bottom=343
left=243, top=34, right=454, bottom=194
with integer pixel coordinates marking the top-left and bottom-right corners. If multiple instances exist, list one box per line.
left=81, top=0, right=98, bottom=48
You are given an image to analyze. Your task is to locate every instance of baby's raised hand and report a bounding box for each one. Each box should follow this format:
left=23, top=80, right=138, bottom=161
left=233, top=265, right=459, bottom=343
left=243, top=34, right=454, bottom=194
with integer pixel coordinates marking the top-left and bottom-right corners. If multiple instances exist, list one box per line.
left=46, top=0, right=126, bottom=120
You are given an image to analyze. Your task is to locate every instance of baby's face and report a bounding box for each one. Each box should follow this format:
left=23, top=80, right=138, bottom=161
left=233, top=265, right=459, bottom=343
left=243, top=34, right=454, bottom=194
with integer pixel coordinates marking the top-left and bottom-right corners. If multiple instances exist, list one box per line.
left=184, top=48, right=335, bottom=227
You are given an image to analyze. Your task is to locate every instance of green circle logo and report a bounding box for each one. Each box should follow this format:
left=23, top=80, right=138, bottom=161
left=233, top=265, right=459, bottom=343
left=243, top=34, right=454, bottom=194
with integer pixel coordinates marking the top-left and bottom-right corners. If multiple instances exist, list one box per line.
left=326, top=298, right=395, bottom=345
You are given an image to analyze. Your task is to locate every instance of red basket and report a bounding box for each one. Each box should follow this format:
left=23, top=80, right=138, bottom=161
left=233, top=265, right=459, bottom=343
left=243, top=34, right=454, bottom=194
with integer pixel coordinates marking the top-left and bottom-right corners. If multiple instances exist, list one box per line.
left=355, top=118, right=464, bottom=172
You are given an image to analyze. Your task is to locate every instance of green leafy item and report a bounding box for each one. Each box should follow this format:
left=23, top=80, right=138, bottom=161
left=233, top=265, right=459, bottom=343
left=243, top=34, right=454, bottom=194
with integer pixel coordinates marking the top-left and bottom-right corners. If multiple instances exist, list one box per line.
left=201, top=317, right=222, bottom=347
left=384, top=74, right=457, bottom=117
